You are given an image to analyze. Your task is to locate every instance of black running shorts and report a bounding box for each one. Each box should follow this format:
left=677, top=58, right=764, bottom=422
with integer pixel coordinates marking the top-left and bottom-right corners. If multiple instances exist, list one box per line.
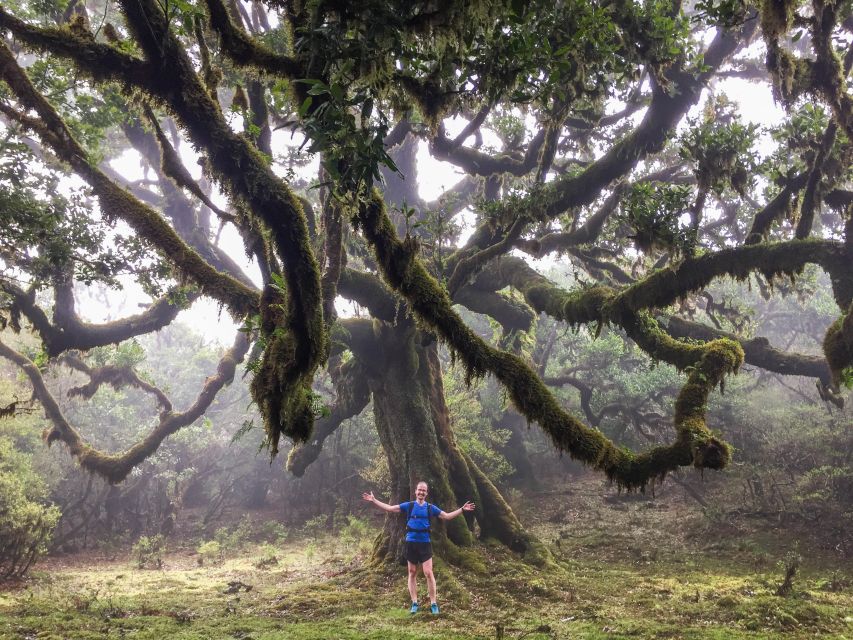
left=405, top=541, right=433, bottom=564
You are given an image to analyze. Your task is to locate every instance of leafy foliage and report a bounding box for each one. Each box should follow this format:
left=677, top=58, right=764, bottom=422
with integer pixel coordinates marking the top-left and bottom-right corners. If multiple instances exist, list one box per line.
left=131, top=534, right=165, bottom=569
left=623, top=181, right=693, bottom=255
left=0, top=438, right=60, bottom=578
left=680, top=97, right=762, bottom=197
left=0, top=142, right=166, bottom=291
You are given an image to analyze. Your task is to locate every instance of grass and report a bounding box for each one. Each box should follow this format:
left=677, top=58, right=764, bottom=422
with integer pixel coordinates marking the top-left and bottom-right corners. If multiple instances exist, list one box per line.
left=1, top=476, right=851, bottom=639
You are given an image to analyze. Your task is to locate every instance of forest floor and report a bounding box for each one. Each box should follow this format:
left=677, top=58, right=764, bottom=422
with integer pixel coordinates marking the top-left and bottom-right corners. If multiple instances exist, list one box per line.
left=0, top=473, right=851, bottom=640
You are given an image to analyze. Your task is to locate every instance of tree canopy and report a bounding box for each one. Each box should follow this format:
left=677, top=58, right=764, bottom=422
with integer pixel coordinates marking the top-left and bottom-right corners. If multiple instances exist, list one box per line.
left=0, top=0, right=851, bottom=553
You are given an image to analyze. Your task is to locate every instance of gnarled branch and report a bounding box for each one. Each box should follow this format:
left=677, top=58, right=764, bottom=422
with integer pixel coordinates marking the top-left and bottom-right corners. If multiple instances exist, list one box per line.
left=0, top=334, right=249, bottom=484
left=59, top=352, right=173, bottom=412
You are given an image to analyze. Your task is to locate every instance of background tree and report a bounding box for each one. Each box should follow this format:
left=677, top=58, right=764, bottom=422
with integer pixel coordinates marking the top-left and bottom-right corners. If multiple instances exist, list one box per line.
left=0, top=0, right=851, bottom=566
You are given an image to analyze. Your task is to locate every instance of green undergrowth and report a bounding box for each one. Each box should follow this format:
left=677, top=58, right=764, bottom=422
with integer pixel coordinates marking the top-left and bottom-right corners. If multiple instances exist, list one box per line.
left=1, top=480, right=851, bottom=639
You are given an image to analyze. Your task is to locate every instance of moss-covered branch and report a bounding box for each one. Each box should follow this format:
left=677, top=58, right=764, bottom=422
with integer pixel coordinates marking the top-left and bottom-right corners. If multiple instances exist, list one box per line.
left=337, top=268, right=400, bottom=323
left=667, top=316, right=834, bottom=385
left=140, top=105, right=236, bottom=226
left=454, top=286, right=536, bottom=334
left=475, top=255, right=613, bottom=327
left=428, top=126, right=547, bottom=176
left=447, top=216, right=527, bottom=295
left=0, top=334, right=249, bottom=483
left=608, top=240, right=851, bottom=316
left=454, top=20, right=750, bottom=269
left=619, top=312, right=708, bottom=372
left=4, top=2, right=326, bottom=449
left=202, top=0, right=303, bottom=78
left=544, top=373, right=608, bottom=427
left=0, top=280, right=55, bottom=343
left=441, top=21, right=750, bottom=293
left=745, top=174, right=806, bottom=244
left=0, top=42, right=259, bottom=319
left=796, top=121, right=838, bottom=239
left=450, top=105, right=491, bottom=148
left=516, top=186, right=628, bottom=258
left=0, top=278, right=195, bottom=358
left=320, top=194, right=344, bottom=327
left=352, top=190, right=743, bottom=489
left=117, top=118, right=260, bottom=288
left=7, top=0, right=326, bottom=450
left=0, top=7, right=149, bottom=86
left=474, top=241, right=853, bottom=378
left=59, top=352, right=173, bottom=412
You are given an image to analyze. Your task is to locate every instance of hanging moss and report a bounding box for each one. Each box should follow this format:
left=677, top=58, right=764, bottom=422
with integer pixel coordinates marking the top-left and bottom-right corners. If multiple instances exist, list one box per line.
left=287, top=357, right=371, bottom=476
left=249, top=284, right=318, bottom=452
left=823, top=305, right=853, bottom=387
left=759, top=0, right=796, bottom=41
left=766, top=44, right=811, bottom=105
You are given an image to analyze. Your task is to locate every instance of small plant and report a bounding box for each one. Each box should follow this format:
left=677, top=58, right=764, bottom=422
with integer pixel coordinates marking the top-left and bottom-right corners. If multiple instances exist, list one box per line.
left=213, top=515, right=255, bottom=553
left=817, top=571, right=850, bottom=592
left=305, top=541, right=317, bottom=562
left=302, top=515, right=327, bottom=542
left=339, top=515, right=372, bottom=554
left=622, top=181, right=694, bottom=256
left=132, top=534, right=165, bottom=569
left=775, top=549, right=801, bottom=597
left=196, top=540, right=222, bottom=566
left=254, top=544, right=279, bottom=569
left=256, top=521, right=287, bottom=544
left=70, top=588, right=99, bottom=612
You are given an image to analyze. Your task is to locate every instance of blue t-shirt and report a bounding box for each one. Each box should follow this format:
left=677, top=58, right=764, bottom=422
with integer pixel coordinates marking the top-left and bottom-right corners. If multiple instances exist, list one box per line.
left=399, top=501, right=443, bottom=542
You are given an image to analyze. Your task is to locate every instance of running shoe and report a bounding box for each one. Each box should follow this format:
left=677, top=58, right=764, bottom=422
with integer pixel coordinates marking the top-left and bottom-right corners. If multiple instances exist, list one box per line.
left=430, top=603, right=439, bottom=615
left=410, top=602, right=419, bottom=614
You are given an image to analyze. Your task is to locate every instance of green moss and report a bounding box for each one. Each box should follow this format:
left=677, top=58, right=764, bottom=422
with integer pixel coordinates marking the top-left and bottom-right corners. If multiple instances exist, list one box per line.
left=823, top=305, right=853, bottom=388
left=1, top=521, right=851, bottom=640
left=759, top=0, right=797, bottom=41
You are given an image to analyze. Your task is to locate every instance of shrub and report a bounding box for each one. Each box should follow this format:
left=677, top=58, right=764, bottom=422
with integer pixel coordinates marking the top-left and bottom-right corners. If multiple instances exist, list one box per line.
left=256, top=520, right=287, bottom=544
left=131, top=534, right=165, bottom=569
left=196, top=540, right=222, bottom=566
left=0, top=439, right=60, bottom=578
left=213, top=515, right=255, bottom=552
left=302, top=515, right=327, bottom=541
left=254, top=543, right=279, bottom=569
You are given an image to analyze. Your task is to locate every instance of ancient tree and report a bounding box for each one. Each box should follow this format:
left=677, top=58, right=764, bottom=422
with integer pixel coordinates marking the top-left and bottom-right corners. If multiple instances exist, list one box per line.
left=1, top=0, right=851, bottom=564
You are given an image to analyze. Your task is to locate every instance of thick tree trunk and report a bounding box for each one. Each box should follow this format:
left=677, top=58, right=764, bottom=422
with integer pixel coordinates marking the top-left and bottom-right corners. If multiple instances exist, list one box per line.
left=365, top=323, right=548, bottom=566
